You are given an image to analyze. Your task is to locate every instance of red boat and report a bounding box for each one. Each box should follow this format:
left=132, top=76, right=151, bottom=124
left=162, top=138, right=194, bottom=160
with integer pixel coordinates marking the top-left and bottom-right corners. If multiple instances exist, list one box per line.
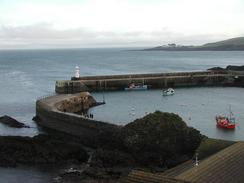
left=216, top=116, right=235, bottom=129
left=216, top=106, right=236, bottom=129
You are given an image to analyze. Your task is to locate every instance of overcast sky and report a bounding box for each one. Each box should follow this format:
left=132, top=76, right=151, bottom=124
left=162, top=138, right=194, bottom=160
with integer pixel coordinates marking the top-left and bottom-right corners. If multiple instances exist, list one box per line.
left=0, top=0, right=244, bottom=49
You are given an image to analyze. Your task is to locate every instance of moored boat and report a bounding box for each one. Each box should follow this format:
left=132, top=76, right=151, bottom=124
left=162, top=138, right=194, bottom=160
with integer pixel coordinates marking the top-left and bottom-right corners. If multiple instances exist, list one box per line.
left=216, top=106, right=236, bottom=129
left=125, top=83, right=148, bottom=91
left=162, top=88, right=175, bottom=96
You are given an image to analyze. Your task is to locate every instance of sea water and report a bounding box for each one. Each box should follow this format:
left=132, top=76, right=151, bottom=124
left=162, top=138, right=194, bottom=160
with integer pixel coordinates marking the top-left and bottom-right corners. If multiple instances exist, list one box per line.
left=0, top=48, right=244, bottom=182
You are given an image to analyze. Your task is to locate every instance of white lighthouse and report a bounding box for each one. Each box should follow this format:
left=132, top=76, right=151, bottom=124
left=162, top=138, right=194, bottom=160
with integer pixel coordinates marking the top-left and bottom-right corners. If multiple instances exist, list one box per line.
left=75, top=66, right=80, bottom=78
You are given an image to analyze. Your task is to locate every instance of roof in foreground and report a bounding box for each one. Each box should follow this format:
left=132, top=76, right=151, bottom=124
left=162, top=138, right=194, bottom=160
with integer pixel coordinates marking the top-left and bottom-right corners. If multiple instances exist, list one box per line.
left=124, top=170, right=190, bottom=183
left=124, top=141, right=244, bottom=183
left=176, top=141, right=244, bottom=183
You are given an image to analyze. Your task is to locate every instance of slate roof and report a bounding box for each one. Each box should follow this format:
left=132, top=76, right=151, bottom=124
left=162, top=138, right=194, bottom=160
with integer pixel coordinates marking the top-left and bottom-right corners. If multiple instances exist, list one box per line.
left=124, top=142, right=244, bottom=183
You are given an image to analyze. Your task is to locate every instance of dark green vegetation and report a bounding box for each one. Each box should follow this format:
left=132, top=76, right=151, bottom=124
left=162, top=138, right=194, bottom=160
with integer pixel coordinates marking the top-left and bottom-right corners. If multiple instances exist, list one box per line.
left=122, top=111, right=202, bottom=167
left=0, top=134, right=88, bottom=167
left=196, top=137, right=235, bottom=160
left=203, top=37, right=244, bottom=48
left=96, top=111, right=203, bottom=169
left=144, top=37, right=244, bottom=51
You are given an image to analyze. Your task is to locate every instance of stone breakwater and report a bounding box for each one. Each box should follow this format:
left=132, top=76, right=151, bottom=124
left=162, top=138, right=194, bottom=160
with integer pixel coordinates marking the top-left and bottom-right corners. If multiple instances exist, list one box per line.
left=55, top=70, right=244, bottom=94
left=35, top=92, right=119, bottom=146
left=38, top=70, right=244, bottom=140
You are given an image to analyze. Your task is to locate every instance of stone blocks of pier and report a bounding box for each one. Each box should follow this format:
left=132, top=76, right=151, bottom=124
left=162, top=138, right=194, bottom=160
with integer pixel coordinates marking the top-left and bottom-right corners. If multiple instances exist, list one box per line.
left=55, top=71, right=242, bottom=94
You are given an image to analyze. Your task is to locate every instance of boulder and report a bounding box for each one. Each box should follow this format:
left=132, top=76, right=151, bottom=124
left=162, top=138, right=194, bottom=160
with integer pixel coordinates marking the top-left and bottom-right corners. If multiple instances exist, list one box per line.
left=226, top=65, right=244, bottom=71
left=0, top=115, right=29, bottom=128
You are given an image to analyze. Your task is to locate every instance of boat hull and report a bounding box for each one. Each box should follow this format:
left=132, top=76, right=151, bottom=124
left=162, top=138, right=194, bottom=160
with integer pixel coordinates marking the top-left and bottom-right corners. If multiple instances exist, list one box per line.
left=162, top=88, right=175, bottom=96
left=216, top=117, right=235, bottom=129
left=125, top=85, right=148, bottom=91
left=216, top=123, right=235, bottom=129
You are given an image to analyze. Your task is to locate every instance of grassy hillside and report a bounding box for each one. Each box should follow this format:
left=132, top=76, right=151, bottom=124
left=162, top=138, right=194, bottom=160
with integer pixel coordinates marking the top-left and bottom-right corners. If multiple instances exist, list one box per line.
left=203, top=37, right=244, bottom=47
left=196, top=137, right=235, bottom=160
left=144, top=37, right=244, bottom=51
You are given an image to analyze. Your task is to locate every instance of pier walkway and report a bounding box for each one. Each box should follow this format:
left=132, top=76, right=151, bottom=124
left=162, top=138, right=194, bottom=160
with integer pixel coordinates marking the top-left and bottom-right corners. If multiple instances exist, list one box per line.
left=55, top=70, right=244, bottom=93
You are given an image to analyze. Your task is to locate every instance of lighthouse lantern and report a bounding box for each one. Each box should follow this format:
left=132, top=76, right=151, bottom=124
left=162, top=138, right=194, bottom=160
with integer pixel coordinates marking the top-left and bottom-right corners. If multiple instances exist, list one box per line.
left=75, top=66, right=80, bottom=78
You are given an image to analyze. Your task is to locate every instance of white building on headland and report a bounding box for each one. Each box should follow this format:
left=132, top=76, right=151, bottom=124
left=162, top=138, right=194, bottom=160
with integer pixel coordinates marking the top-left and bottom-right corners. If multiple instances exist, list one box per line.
left=168, top=43, right=176, bottom=48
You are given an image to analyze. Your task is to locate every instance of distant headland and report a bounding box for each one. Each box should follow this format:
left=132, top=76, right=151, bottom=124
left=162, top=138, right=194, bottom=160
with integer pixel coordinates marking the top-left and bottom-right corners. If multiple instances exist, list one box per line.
left=143, top=37, right=244, bottom=51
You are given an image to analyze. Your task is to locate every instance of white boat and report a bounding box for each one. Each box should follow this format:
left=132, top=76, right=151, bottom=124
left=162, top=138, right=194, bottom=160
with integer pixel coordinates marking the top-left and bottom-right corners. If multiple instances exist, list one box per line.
left=162, top=88, right=175, bottom=96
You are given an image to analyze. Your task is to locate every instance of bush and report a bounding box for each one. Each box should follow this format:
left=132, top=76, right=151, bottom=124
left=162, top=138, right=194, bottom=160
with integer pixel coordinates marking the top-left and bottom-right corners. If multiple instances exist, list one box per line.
left=120, top=111, right=203, bottom=167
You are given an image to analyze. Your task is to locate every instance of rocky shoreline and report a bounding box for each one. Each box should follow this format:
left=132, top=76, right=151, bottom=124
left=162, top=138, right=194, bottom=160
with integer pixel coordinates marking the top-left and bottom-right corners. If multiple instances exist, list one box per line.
left=0, top=134, right=88, bottom=167
left=0, top=115, right=29, bottom=128
left=0, top=111, right=203, bottom=182
left=208, top=65, right=244, bottom=71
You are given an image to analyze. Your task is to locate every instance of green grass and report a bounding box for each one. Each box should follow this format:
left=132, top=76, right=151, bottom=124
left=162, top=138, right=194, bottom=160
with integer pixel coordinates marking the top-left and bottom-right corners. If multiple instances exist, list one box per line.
left=195, top=137, right=235, bottom=160
left=203, top=37, right=244, bottom=47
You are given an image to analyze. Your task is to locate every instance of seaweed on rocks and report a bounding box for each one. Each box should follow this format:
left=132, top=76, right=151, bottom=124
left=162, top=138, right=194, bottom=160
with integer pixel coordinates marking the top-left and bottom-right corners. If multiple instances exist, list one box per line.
left=0, top=134, right=88, bottom=167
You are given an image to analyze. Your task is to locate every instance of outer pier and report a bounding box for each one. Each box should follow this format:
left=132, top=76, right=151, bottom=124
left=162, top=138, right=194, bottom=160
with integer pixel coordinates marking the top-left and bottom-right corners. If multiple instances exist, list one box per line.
left=55, top=70, right=244, bottom=94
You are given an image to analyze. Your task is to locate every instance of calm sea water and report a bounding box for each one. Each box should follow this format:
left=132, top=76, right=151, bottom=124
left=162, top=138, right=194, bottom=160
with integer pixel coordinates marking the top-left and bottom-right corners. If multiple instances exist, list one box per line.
left=1, top=48, right=244, bottom=182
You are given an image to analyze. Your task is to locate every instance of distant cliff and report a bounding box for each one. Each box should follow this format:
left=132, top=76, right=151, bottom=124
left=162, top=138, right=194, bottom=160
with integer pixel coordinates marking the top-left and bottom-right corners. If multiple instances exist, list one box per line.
left=144, top=37, right=244, bottom=51
left=208, top=65, right=244, bottom=71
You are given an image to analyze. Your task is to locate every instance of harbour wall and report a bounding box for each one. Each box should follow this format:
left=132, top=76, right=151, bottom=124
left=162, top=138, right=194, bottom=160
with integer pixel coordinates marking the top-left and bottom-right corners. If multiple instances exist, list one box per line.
left=35, top=93, right=119, bottom=146
left=55, top=70, right=244, bottom=94
left=37, top=70, right=244, bottom=140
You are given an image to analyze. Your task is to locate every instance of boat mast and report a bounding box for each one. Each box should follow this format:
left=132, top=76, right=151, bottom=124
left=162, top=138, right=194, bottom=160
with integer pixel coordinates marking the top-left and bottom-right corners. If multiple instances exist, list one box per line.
left=103, top=80, right=106, bottom=103
left=229, top=105, right=233, bottom=119
left=195, top=153, right=199, bottom=166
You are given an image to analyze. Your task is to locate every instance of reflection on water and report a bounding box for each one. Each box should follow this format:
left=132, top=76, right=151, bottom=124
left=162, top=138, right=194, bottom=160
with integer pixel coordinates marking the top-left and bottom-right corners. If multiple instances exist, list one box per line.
left=90, top=87, right=244, bottom=141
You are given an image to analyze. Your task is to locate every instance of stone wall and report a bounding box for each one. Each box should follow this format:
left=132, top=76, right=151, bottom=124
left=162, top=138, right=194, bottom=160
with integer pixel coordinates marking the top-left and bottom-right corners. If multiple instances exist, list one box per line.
left=56, top=70, right=244, bottom=93
left=36, top=94, right=119, bottom=147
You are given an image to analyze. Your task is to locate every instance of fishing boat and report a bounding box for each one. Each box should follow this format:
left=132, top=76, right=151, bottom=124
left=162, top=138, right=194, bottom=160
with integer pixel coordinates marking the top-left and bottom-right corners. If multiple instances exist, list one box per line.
left=216, top=106, right=236, bottom=129
left=162, top=88, right=175, bottom=96
left=125, top=83, right=148, bottom=91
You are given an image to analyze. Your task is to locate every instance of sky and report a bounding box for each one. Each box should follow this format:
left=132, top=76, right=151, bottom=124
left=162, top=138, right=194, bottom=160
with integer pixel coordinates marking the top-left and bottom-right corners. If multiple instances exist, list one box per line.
left=0, top=0, right=244, bottom=49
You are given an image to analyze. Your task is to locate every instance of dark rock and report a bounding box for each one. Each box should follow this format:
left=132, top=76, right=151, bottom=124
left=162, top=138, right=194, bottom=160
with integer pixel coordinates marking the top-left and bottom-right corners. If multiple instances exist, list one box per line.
left=32, top=115, right=40, bottom=122
left=208, top=65, right=244, bottom=71
left=0, top=134, right=88, bottom=167
left=90, top=149, right=135, bottom=168
left=207, top=67, right=225, bottom=71
left=226, top=65, right=244, bottom=71
left=120, top=111, right=203, bottom=168
left=0, top=115, right=29, bottom=128
left=58, top=165, right=130, bottom=183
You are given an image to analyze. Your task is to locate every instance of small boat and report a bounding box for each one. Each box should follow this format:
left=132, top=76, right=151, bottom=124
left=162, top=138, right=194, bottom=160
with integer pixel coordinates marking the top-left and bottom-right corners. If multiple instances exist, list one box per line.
left=216, top=106, right=236, bottom=129
left=162, top=88, right=175, bottom=96
left=125, top=83, right=147, bottom=91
